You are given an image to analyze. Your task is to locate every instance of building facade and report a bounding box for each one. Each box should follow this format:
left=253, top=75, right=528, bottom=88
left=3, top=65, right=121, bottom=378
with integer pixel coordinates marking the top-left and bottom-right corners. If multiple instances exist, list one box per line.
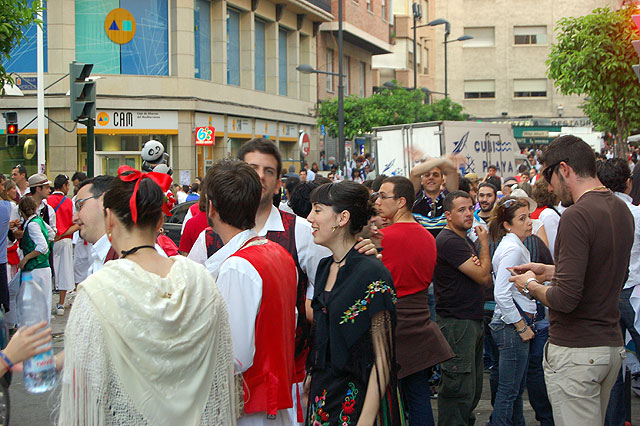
left=0, top=0, right=332, bottom=181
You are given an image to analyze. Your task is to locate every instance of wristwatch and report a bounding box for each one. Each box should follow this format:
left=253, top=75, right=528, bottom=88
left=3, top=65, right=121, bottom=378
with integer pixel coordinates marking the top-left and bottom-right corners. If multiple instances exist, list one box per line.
left=523, top=277, right=538, bottom=300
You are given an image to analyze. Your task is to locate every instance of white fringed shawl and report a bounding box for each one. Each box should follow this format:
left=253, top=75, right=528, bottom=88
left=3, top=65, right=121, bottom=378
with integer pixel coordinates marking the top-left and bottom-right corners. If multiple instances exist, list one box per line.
left=59, top=256, right=236, bottom=425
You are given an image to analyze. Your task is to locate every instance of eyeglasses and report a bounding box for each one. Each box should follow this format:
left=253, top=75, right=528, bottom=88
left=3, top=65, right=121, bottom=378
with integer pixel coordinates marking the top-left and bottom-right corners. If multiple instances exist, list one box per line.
left=75, top=194, right=100, bottom=211
left=371, top=192, right=396, bottom=200
left=542, top=158, right=569, bottom=183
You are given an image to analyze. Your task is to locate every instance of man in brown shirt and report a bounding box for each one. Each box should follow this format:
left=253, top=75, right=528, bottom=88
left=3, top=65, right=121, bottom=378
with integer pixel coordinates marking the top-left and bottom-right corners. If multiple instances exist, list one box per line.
left=511, top=135, right=634, bottom=426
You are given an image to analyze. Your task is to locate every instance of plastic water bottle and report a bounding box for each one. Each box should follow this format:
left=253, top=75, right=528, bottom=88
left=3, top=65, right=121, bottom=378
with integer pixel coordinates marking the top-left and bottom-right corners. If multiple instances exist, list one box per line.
left=17, top=271, right=57, bottom=393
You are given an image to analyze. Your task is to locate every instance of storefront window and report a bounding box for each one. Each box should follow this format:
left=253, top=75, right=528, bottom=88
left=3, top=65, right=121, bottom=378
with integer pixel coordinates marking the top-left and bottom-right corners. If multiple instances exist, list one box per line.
left=2, top=0, right=48, bottom=73
left=76, top=0, right=169, bottom=75
left=1, top=135, right=47, bottom=177
left=78, top=134, right=171, bottom=174
left=194, top=0, right=212, bottom=80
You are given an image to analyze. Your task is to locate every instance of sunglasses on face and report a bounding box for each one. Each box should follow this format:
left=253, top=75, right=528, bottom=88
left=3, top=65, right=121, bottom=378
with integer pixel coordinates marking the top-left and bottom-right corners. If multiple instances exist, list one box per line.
left=542, top=158, right=569, bottom=183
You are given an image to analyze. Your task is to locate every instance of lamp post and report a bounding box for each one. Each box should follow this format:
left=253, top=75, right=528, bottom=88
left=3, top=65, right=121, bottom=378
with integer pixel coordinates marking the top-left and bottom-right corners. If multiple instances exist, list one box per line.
left=411, top=3, right=422, bottom=90
left=426, top=19, right=450, bottom=98
left=296, top=64, right=346, bottom=170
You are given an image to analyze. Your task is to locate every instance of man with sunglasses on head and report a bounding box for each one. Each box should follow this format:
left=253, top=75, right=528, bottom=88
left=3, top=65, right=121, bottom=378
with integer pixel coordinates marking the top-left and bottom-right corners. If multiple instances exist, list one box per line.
left=510, top=135, right=634, bottom=426
left=11, top=164, right=29, bottom=201
left=410, top=154, right=460, bottom=238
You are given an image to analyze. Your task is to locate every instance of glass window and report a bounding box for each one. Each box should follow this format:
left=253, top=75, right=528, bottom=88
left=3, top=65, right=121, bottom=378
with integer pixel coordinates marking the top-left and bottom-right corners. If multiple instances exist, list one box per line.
left=326, top=48, right=334, bottom=92
left=76, top=0, right=168, bottom=75
left=227, top=8, right=240, bottom=86
left=514, top=26, right=547, bottom=45
left=359, top=62, right=366, bottom=97
left=194, top=0, right=211, bottom=79
left=462, top=27, right=495, bottom=47
left=464, top=80, right=495, bottom=99
left=514, top=79, right=547, bottom=97
left=279, top=28, right=288, bottom=96
left=423, top=47, right=428, bottom=74
left=255, top=19, right=266, bottom=91
left=367, top=0, right=371, bottom=11
left=2, top=0, right=48, bottom=73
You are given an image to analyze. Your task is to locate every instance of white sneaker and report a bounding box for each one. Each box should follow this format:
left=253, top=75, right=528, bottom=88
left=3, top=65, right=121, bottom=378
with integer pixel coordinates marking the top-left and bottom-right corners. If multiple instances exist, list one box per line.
left=56, top=304, right=65, bottom=316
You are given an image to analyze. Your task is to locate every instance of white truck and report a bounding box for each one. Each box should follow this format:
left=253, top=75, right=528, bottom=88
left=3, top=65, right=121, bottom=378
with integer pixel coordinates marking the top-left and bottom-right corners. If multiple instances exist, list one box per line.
left=373, top=121, right=521, bottom=178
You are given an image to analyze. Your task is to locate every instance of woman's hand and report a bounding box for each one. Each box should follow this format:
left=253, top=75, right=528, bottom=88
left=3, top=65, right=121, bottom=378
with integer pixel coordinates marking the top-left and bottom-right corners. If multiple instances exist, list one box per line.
left=518, top=325, right=535, bottom=342
left=18, top=257, right=27, bottom=270
left=3, top=322, right=52, bottom=367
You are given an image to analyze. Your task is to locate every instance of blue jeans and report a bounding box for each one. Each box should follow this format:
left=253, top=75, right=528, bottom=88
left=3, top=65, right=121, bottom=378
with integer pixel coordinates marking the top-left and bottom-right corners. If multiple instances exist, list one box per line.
left=526, top=320, right=554, bottom=426
left=400, top=368, right=435, bottom=426
left=489, top=316, right=529, bottom=426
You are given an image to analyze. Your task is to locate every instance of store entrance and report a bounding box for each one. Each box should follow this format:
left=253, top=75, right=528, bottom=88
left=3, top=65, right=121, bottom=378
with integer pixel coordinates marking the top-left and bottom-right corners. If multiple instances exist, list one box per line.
left=96, top=154, right=140, bottom=176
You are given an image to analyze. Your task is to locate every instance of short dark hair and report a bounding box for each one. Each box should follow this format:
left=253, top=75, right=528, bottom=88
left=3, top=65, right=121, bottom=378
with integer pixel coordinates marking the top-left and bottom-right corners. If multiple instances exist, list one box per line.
left=443, top=190, right=473, bottom=212
left=488, top=165, right=497, bottom=171
left=371, top=174, right=387, bottom=192
left=458, top=177, right=471, bottom=193
left=382, top=176, right=415, bottom=208
left=284, top=176, right=300, bottom=195
left=288, top=181, right=318, bottom=218
left=190, top=182, right=199, bottom=193
left=544, top=135, right=596, bottom=178
left=310, top=181, right=375, bottom=235
left=314, top=176, right=332, bottom=185
left=77, top=175, right=115, bottom=197
left=12, top=164, right=26, bottom=177
left=54, top=174, right=69, bottom=190
left=71, top=171, right=87, bottom=182
left=202, top=160, right=261, bottom=230
left=478, top=181, right=497, bottom=196
left=103, top=175, right=165, bottom=231
left=597, top=158, right=630, bottom=193
left=485, top=176, right=501, bottom=191
left=238, top=138, right=282, bottom=176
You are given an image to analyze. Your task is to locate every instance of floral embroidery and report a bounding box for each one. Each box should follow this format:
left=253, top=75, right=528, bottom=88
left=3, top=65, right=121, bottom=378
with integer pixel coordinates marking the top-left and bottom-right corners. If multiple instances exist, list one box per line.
left=308, top=389, right=330, bottom=426
left=338, top=382, right=358, bottom=425
left=339, top=280, right=396, bottom=324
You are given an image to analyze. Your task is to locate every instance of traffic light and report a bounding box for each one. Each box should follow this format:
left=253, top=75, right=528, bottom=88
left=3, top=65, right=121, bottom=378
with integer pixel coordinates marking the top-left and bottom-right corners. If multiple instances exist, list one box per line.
left=69, top=61, right=96, bottom=122
left=632, top=15, right=640, bottom=82
left=2, top=111, right=19, bottom=146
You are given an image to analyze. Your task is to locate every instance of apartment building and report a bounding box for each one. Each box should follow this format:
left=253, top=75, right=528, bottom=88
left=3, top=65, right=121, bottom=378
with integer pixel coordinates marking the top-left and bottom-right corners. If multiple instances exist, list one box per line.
left=0, top=0, right=332, bottom=180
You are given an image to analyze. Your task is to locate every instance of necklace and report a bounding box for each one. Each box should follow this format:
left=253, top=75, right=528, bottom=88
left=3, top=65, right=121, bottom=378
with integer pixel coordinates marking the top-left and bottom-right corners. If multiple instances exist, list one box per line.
left=580, top=185, right=607, bottom=199
left=120, top=245, right=156, bottom=258
left=332, top=242, right=357, bottom=267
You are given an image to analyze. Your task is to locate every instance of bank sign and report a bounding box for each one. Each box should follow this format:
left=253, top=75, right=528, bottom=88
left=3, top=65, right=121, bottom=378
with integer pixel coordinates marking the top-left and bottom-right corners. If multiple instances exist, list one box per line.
left=444, top=121, right=517, bottom=176
left=79, top=110, right=178, bottom=133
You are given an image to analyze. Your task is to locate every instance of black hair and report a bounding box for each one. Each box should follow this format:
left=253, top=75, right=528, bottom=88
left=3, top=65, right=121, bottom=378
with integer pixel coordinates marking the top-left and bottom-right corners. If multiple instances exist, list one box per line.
left=285, top=176, right=300, bottom=195
left=362, top=180, right=374, bottom=190
left=71, top=171, right=87, bottom=182
left=202, top=160, right=261, bottom=230
left=478, top=181, right=497, bottom=196
left=544, top=135, right=596, bottom=178
left=443, top=190, right=473, bottom=212
left=458, top=177, right=471, bottom=193
left=54, top=174, right=69, bottom=190
left=288, top=181, right=319, bottom=218
left=77, top=175, right=115, bottom=197
left=488, top=165, right=497, bottom=171
left=190, top=182, right=200, bottom=193
left=182, top=185, right=189, bottom=193
left=485, top=176, right=502, bottom=191
left=238, top=138, right=283, bottom=176
left=382, top=176, right=416, bottom=208
left=103, top=175, right=165, bottom=231
left=372, top=174, right=388, bottom=192
left=12, top=164, right=26, bottom=177
left=310, top=181, right=375, bottom=235
left=488, top=196, right=529, bottom=243
left=597, top=158, right=630, bottom=193
left=314, top=176, right=332, bottom=186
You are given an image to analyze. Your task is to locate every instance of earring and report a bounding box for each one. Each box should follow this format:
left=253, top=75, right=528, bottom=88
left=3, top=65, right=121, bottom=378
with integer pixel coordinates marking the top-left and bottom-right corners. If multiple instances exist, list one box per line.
left=108, top=231, right=112, bottom=242
left=332, top=225, right=338, bottom=233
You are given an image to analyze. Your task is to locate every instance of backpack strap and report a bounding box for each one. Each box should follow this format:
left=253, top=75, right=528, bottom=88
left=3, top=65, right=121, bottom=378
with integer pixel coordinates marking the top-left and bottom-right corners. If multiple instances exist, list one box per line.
left=53, top=196, right=67, bottom=213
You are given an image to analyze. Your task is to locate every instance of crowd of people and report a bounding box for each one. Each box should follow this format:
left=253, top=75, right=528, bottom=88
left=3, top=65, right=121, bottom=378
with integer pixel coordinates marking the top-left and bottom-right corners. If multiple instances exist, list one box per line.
left=0, top=134, right=636, bottom=426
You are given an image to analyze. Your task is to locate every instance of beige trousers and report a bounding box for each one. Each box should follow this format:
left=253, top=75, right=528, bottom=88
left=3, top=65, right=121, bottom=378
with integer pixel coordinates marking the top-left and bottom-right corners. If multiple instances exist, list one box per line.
left=543, top=342, right=624, bottom=426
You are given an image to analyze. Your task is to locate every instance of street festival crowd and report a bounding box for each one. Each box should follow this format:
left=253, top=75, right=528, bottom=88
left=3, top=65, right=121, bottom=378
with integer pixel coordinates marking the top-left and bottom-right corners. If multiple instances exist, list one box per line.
left=0, top=135, right=638, bottom=425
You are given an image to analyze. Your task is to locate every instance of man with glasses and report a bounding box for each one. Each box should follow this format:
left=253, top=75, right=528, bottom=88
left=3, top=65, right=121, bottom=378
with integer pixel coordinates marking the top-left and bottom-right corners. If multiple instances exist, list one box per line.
left=511, top=135, right=634, bottom=426
left=375, top=176, right=453, bottom=426
left=11, top=164, right=28, bottom=200
left=409, top=155, right=460, bottom=238
left=48, top=175, right=76, bottom=315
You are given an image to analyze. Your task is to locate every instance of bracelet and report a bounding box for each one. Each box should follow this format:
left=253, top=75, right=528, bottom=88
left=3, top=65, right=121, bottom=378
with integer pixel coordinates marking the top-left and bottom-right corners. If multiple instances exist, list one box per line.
left=0, top=351, right=14, bottom=370
left=516, top=325, right=528, bottom=335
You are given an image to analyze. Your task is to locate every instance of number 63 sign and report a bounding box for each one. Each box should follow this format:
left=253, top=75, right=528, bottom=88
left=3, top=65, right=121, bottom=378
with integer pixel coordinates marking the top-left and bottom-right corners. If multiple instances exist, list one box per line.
left=196, top=126, right=216, bottom=146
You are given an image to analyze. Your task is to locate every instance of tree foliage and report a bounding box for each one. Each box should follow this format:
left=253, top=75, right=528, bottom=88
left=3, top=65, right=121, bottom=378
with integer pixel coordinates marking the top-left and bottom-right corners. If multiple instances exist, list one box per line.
left=316, top=84, right=468, bottom=140
left=0, top=0, right=43, bottom=93
left=547, top=3, right=640, bottom=155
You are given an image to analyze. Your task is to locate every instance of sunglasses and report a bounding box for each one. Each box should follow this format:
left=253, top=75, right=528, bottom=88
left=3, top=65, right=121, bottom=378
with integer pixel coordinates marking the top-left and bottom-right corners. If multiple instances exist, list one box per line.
left=542, top=158, right=569, bottom=183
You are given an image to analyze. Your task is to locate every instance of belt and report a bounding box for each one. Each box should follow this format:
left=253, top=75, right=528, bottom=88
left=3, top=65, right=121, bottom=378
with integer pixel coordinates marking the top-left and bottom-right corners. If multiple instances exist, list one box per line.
left=523, top=312, right=535, bottom=319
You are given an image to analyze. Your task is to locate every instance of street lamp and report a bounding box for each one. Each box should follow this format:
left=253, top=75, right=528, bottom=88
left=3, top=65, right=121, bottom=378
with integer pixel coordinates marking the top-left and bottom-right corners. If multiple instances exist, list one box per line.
left=296, top=63, right=346, bottom=170
left=427, top=19, right=450, bottom=98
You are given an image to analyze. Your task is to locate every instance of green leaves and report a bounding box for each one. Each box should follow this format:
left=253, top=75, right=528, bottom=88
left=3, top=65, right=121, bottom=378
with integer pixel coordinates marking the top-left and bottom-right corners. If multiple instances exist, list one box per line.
left=0, top=0, right=44, bottom=94
left=316, top=83, right=468, bottom=140
left=547, top=3, right=640, bottom=152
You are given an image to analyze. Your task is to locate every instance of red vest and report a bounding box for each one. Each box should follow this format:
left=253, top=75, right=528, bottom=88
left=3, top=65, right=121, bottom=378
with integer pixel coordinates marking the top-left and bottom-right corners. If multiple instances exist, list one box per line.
left=231, top=239, right=297, bottom=417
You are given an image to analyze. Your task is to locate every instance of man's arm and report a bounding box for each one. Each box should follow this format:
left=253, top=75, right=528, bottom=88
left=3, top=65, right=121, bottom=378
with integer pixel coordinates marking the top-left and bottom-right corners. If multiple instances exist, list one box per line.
left=409, top=155, right=459, bottom=193
left=457, top=226, right=491, bottom=287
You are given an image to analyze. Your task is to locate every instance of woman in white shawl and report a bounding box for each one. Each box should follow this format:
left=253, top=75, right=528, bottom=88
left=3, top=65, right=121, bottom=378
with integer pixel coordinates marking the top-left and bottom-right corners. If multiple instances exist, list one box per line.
left=58, top=167, right=236, bottom=425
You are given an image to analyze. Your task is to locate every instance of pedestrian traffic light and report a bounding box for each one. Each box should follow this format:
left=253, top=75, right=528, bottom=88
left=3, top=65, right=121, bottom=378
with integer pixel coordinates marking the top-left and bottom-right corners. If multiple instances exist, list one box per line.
left=632, top=15, right=640, bottom=82
left=2, top=111, right=19, bottom=146
left=69, top=61, right=96, bottom=122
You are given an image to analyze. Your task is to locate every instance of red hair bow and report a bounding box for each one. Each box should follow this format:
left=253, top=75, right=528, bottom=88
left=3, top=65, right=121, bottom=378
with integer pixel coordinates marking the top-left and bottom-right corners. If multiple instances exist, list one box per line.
left=117, top=165, right=174, bottom=223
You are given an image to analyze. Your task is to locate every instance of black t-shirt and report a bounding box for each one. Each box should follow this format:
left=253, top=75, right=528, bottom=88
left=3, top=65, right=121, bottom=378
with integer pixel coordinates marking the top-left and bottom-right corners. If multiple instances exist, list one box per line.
left=433, top=228, right=485, bottom=320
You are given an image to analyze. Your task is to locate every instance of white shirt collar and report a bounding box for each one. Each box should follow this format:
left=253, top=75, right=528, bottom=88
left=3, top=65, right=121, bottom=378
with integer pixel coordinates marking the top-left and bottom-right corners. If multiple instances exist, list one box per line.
left=616, top=191, right=633, bottom=204
left=258, top=205, right=285, bottom=236
left=92, top=233, right=111, bottom=264
left=205, top=229, right=257, bottom=279
left=504, top=232, right=527, bottom=249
